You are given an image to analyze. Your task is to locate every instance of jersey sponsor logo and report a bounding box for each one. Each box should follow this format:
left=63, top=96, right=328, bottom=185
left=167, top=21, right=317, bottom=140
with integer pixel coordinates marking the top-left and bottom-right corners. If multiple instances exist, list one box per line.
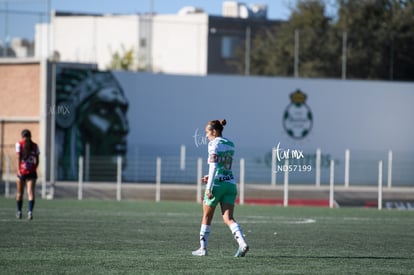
left=217, top=174, right=234, bottom=182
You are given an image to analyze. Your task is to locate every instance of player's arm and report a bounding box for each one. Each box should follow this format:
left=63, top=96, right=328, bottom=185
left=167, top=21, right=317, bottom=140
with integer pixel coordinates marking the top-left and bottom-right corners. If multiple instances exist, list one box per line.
left=15, top=143, right=21, bottom=176
left=205, top=143, right=218, bottom=198
left=205, top=160, right=217, bottom=196
left=35, top=155, right=39, bottom=169
left=35, top=145, right=40, bottom=169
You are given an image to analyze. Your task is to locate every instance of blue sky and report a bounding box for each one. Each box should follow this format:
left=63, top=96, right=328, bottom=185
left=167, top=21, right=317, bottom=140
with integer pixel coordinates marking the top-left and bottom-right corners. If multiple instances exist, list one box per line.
left=1, top=0, right=299, bottom=40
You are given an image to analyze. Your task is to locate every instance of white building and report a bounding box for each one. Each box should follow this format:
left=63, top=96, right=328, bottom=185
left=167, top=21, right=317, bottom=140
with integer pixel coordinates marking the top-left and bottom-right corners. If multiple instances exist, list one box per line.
left=36, top=12, right=148, bottom=71
left=151, top=13, right=209, bottom=75
left=35, top=2, right=277, bottom=75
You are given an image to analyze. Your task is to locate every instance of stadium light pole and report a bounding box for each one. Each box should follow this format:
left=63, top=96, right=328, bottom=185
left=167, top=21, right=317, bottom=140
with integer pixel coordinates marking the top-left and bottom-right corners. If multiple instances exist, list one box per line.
left=389, top=33, right=394, bottom=80
left=341, top=32, right=347, bottom=80
left=294, top=29, right=299, bottom=78
left=47, top=0, right=50, bottom=59
left=3, top=0, right=8, bottom=57
left=146, top=0, right=153, bottom=72
left=49, top=62, right=56, bottom=199
left=244, top=26, right=251, bottom=76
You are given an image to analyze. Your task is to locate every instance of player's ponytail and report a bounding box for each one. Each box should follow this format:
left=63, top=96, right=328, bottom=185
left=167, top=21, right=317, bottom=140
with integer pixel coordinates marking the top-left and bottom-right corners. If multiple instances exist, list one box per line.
left=21, top=129, right=33, bottom=160
left=207, top=119, right=227, bottom=134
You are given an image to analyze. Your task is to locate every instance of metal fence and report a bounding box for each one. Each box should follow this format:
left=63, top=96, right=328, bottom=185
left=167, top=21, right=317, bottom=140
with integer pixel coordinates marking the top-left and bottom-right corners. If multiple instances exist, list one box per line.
left=2, top=145, right=414, bottom=200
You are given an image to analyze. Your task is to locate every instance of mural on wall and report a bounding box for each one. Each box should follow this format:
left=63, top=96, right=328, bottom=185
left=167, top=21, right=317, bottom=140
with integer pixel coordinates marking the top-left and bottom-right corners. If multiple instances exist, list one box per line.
left=282, top=89, right=313, bottom=140
left=49, top=69, right=413, bottom=184
left=55, top=66, right=129, bottom=180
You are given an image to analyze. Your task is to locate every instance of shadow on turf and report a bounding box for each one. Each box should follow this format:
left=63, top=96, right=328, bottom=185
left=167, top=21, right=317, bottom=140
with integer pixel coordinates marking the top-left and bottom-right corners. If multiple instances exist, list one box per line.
left=254, top=255, right=412, bottom=260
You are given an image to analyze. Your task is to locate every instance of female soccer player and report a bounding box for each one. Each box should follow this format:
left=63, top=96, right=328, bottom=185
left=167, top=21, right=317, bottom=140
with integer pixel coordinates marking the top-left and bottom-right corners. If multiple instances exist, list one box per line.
left=15, top=129, right=40, bottom=220
left=192, top=119, right=249, bottom=257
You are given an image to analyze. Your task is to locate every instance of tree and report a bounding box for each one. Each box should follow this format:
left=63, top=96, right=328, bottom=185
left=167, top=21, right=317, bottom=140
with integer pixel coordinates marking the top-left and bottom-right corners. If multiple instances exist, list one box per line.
left=246, top=0, right=337, bottom=77
left=330, top=0, right=414, bottom=80
left=234, top=0, right=414, bottom=80
left=107, top=45, right=135, bottom=71
left=384, top=0, right=414, bottom=80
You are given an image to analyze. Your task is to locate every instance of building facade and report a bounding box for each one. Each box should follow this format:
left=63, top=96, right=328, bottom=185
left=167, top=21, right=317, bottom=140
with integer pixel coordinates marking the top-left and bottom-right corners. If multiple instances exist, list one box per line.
left=1, top=60, right=414, bottom=187
left=0, top=59, right=47, bottom=186
left=35, top=5, right=280, bottom=75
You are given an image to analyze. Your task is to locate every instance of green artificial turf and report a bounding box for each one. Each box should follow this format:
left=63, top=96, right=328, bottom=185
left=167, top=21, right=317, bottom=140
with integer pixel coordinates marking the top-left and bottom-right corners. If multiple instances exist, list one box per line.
left=0, top=198, right=413, bottom=274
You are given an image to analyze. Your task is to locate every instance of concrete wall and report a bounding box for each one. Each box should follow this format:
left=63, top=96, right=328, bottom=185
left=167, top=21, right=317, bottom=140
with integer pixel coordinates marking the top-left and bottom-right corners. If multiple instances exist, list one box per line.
left=3, top=61, right=412, bottom=185
left=114, top=72, right=414, bottom=184
left=116, top=72, right=414, bottom=153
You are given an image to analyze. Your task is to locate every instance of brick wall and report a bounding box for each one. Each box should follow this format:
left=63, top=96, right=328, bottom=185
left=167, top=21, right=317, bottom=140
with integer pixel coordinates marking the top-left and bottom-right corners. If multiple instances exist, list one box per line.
left=0, top=62, right=41, bottom=117
left=0, top=61, right=42, bottom=178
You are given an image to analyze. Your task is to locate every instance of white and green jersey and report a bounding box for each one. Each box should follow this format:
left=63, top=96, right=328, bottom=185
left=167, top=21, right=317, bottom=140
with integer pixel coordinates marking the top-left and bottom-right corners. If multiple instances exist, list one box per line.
left=206, top=137, right=235, bottom=190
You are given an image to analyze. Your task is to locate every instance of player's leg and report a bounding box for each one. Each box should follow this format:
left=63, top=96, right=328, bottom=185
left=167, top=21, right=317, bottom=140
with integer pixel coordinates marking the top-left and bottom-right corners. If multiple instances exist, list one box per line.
left=220, top=184, right=249, bottom=257
left=193, top=189, right=221, bottom=256
left=221, top=203, right=249, bottom=257
left=15, top=177, right=25, bottom=219
left=193, top=204, right=216, bottom=256
left=26, top=177, right=36, bottom=220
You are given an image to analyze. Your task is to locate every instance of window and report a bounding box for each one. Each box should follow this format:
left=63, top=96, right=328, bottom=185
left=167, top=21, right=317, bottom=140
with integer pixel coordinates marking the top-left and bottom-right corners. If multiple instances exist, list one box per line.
left=140, top=38, right=147, bottom=48
left=221, top=36, right=240, bottom=58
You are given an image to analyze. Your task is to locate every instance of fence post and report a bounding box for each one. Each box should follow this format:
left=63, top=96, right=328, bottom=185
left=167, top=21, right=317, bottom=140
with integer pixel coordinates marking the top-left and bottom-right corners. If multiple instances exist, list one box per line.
left=5, top=155, right=10, bottom=198
left=78, top=156, right=83, bottom=200
left=155, top=157, right=161, bottom=202
left=180, top=145, right=186, bottom=171
left=283, top=159, right=289, bottom=207
left=239, top=158, right=245, bottom=205
left=85, top=143, right=90, bottom=182
left=315, top=148, right=321, bottom=187
left=378, top=160, right=383, bottom=210
left=116, top=156, right=122, bottom=201
left=329, top=159, right=335, bottom=208
left=196, top=158, right=202, bottom=203
left=41, top=175, right=46, bottom=199
left=387, top=150, right=392, bottom=189
left=345, top=149, right=350, bottom=187
left=271, top=147, right=276, bottom=186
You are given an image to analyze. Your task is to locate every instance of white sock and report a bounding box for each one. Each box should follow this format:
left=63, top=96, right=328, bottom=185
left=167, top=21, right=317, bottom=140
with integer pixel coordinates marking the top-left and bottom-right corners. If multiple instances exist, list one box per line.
left=199, top=224, right=210, bottom=250
left=229, top=222, right=247, bottom=247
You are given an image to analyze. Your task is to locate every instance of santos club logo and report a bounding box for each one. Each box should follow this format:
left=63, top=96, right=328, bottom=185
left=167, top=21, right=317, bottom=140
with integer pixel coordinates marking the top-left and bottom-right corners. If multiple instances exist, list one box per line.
left=283, top=89, right=313, bottom=139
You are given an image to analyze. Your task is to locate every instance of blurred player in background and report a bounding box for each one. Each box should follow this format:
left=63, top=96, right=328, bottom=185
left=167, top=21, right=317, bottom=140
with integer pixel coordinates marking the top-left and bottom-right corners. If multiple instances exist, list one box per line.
left=15, top=129, right=40, bottom=220
left=192, top=119, right=249, bottom=257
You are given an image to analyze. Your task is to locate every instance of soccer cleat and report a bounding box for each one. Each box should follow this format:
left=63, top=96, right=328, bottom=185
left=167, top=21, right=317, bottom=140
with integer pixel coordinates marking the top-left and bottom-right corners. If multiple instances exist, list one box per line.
left=192, top=248, right=207, bottom=256
left=234, top=245, right=249, bottom=257
left=27, top=211, right=33, bottom=220
left=16, top=211, right=22, bottom=219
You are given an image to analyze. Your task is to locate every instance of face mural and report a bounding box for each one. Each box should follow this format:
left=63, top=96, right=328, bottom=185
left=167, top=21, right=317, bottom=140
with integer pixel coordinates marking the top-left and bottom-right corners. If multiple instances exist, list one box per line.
left=55, top=66, right=129, bottom=180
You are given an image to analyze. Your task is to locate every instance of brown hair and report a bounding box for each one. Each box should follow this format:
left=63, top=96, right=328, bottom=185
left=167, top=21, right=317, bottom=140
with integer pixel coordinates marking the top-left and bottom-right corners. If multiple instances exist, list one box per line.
left=21, top=129, right=34, bottom=160
left=207, top=119, right=227, bottom=134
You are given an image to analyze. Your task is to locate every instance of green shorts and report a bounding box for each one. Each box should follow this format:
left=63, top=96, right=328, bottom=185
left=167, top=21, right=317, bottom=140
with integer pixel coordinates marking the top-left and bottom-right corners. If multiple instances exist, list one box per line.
left=204, top=182, right=237, bottom=207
